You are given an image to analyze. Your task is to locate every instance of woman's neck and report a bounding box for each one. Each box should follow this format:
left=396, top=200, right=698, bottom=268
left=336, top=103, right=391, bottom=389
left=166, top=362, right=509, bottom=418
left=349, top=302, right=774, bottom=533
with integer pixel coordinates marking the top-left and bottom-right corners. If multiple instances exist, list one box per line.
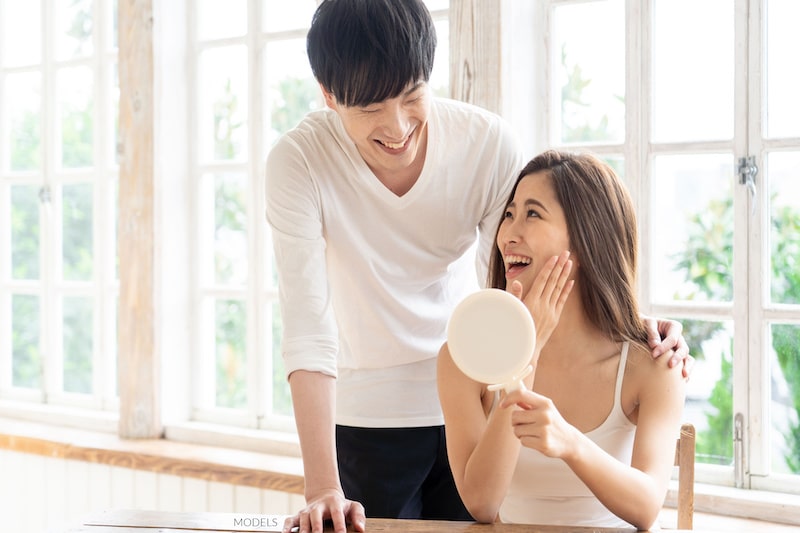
left=545, top=301, right=618, bottom=363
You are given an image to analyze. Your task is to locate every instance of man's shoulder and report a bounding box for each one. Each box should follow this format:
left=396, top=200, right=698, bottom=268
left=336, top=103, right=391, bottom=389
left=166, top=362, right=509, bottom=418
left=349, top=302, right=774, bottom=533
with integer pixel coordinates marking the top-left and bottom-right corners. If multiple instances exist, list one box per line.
left=433, top=97, right=503, bottom=123
left=282, top=108, right=338, bottom=139
left=431, top=98, right=520, bottom=164
left=268, top=109, right=342, bottom=160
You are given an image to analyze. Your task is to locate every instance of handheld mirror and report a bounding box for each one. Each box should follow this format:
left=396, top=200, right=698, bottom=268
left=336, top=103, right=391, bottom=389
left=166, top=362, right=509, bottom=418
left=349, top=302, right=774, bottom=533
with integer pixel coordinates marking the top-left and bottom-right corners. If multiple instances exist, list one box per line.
left=446, top=289, right=536, bottom=392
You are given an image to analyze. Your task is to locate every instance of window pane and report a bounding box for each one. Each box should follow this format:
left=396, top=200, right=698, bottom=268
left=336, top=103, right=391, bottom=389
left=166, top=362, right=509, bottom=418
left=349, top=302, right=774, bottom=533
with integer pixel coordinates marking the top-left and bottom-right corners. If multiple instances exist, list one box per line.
left=263, top=0, right=317, bottom=33
left=653, top=0, right=733, bottom=142
left=424, top=0, right=449, bottom=10
left=55, top=0, right=94, bottom=61
left=271, top=301, right=292, bottom=416
left=770, top=323, right=800, bottom=475
left=766, top=0, right=800, bottom=139
left=110, top=62, right=120, bottom=166
left=769, top=152, right=800, bottom=305
left=682, top=318, right=734, bottom=467
left=651, top=154, right=734, bottom=303
left=1, top=1, right=41, bottom=67
left=554, top=0, right=625, bottom=144
left=4, top=72, right=42, bottom=172
left=264, top=39, right=320, bottom=148
left=58, top=66, right=95, bottom=169
left=12, top=294, right=41, bottom=389
left=430, top=18, right=450, bottom=98
left=63, top=183, right=94, bottom=281
left=111, top=295, right=119, bottom=396
left=63, top=296, right=93, bottom=394
left=212, top=172, right=248, bottom=285
left=111, top=180, right=119, bottom=280
left=109, top=0, right=119, bottom=51
left=198, top=46, right=248, bottom=162
left=603, top=156, right=625, bottom=182
left=198, top=0, right=247, bottom=40
left=215, top=299, right=247, bottom=409
left=10, top=185, right=40, bottom=279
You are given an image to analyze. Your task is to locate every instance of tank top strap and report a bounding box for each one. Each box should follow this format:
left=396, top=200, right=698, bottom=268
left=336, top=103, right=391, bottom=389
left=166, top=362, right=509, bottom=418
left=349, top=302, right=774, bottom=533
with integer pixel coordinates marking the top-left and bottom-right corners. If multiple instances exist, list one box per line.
left=612, top=341, right=630, bottom=410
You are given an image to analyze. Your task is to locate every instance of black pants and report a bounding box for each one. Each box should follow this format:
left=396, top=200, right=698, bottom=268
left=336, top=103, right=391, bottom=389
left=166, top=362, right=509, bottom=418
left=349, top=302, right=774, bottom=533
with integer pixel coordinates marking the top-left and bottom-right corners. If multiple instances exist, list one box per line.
left=336, top=425, right=473, bottom=520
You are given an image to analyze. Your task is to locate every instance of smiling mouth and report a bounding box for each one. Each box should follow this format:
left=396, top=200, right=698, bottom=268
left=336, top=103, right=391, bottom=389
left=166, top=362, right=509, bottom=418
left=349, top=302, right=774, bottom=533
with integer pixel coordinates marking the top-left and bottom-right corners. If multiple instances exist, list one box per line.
left=505, top=254, right=532, bottom=274
left=376, top=135, right=411, bottom=150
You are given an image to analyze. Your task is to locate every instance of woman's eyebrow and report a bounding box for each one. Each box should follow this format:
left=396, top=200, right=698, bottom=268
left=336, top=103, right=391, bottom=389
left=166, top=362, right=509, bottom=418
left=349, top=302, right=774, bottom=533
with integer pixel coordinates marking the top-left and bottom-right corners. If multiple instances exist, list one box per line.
left=521, top=198, right=549, bottom=213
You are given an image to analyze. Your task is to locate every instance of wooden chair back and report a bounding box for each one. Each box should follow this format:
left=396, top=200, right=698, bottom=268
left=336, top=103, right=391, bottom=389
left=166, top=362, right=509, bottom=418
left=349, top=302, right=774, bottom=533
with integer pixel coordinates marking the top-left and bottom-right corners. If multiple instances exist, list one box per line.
left=674, top=423, right=696, bottom=529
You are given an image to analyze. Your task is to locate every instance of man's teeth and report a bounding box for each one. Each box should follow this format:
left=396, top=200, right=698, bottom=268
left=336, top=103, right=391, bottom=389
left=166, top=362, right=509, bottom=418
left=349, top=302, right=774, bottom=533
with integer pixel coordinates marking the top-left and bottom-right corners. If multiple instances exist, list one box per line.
left=381, top=139, right=406, bottom=149
left=505, top=255, right=531, bottom=266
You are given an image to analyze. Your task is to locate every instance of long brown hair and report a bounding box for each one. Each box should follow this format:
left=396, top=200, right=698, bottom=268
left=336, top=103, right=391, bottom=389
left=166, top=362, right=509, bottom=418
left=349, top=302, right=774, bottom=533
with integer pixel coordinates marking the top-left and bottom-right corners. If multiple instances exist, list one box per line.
left=488, top=150, right=648, bottom=347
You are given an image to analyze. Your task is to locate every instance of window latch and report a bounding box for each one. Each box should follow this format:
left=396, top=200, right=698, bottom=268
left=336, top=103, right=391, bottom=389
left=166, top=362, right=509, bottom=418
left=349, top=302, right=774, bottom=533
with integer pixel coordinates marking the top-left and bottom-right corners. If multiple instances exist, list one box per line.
left=737, top=156, right=758, bottom=216
left=734, top=412, right=745, bottom=488
left=38, top=184, right=52, bottom=204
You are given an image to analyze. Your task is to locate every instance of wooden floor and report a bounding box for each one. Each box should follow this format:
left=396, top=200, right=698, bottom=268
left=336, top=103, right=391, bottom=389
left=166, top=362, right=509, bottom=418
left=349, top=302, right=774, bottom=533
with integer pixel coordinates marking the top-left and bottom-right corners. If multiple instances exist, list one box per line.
left=658, top=508, right=798, bottom=532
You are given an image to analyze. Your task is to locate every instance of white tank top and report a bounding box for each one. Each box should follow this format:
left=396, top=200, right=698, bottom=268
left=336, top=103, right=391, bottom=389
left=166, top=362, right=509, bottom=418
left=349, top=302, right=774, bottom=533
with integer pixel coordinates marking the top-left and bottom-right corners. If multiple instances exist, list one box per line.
left=498, top=342, right=636, bottom=529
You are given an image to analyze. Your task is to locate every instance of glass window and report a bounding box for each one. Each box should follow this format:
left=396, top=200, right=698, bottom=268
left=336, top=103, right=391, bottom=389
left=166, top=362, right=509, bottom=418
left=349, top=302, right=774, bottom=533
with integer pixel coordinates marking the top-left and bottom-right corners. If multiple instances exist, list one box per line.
left=765, top=0, right=800, bottom=139
left=770, top=323, right=800, bottom=475
left=652, top=0, right=734, bottom=142
left=263, top=38, right=320, bottom=149
left=198, top=46, right=248, bottom=163
left=553, top=0, right=625, bottom=145
left=10, top=185, right=40, bottom=280
left=214, top=299, right=248, bottom=409
left=63, top=296, right=94, bottom=394
left=198, top=0, right=247, bottom=40
left=683, top=318, right=734, bottom=467
left=54, top=0, right=94, bottom=61
left=0, top=0, right=118, bottom=411
left=58, top=66, right=95, bottom=169
left=4, top=73, right=42, bottom=172
left=12, top=294, right=41, bottom=389
left=768, top=152, right=800, bottom=306
left=263, top=0, right=317, bottom=33
left=62, top=183, right=94, bottom=282
left=1, top=2, right=41, bottom=67
left=651, top=154, right=734, bottom=304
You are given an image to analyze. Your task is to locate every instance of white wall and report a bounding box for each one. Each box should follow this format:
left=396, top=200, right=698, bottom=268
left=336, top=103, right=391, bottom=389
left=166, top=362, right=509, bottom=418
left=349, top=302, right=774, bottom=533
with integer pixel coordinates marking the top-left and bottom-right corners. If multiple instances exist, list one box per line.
left=0, top=449, right=305, bottom=533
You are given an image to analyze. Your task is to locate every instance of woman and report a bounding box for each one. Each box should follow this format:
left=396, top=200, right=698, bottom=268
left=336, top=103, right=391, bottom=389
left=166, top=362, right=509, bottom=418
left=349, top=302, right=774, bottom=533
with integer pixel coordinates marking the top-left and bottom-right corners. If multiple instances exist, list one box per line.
left=438, top=150, right=686, bottom=530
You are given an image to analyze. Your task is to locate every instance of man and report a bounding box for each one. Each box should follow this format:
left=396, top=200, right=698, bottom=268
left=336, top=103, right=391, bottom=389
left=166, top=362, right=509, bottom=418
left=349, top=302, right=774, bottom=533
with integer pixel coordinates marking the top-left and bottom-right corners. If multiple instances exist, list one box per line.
left=265, top=2, right=690, bottom=533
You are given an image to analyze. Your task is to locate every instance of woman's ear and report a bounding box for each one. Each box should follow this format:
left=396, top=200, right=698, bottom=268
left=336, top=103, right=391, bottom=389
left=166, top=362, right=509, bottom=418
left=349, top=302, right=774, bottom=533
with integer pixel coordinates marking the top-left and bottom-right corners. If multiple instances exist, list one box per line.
left=320, top=83, right=336, bottom=110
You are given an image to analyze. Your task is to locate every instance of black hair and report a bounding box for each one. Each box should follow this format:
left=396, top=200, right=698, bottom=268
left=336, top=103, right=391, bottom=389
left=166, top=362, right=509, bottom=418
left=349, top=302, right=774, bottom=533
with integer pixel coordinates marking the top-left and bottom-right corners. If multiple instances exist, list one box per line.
left=306, top=0, right=437, bottom=107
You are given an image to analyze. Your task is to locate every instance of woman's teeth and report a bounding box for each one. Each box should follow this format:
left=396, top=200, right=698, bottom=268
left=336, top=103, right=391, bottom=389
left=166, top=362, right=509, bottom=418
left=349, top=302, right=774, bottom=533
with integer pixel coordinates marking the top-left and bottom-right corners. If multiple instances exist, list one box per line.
left=505, top=255, right=531, bottom=266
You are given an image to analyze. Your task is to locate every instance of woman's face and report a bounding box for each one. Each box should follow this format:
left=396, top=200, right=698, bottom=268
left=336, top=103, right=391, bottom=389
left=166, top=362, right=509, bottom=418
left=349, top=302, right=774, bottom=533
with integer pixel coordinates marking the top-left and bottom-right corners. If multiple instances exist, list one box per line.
left=496, top=171, right=572, bottom=293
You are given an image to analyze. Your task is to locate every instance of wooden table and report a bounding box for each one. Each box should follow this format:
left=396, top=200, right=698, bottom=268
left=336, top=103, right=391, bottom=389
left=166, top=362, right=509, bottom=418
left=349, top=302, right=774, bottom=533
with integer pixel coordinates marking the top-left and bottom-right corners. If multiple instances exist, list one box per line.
left=66, top=509, right=698, bottom=533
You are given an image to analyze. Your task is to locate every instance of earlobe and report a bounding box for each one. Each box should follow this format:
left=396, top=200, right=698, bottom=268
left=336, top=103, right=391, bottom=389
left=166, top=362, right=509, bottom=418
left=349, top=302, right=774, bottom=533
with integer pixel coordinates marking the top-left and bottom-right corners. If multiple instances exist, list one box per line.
left=320, top=83, right=336, bottom=110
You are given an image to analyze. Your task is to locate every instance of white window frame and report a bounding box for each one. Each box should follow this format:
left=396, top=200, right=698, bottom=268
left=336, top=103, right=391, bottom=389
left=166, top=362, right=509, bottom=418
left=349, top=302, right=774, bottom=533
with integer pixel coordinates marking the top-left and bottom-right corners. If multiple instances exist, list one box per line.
left=0, top=0, right=119, bottom=423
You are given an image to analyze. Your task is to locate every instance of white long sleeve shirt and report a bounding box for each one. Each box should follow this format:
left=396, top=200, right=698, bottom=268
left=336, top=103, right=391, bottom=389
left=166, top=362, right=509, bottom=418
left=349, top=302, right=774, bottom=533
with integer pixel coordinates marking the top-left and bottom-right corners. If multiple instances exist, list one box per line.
left=265, top=98, right=523, bottom=427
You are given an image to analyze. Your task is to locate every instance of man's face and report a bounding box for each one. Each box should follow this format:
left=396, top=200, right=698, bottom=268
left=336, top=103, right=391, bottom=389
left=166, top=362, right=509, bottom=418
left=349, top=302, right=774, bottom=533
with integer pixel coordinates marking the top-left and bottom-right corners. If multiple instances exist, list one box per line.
left=322, top=82, right=431, bottom=183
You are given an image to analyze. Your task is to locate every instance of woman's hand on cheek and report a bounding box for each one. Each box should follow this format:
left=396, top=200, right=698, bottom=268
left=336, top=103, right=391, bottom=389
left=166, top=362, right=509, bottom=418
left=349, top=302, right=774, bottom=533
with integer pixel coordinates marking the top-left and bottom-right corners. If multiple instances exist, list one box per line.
left=509, top=251, right=574, bottom=350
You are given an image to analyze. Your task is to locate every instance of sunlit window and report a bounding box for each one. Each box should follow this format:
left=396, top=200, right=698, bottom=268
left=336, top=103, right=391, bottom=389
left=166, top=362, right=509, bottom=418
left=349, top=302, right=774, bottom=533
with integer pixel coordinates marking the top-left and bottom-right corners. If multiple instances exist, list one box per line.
left=1, top=0, right=119, bottom=410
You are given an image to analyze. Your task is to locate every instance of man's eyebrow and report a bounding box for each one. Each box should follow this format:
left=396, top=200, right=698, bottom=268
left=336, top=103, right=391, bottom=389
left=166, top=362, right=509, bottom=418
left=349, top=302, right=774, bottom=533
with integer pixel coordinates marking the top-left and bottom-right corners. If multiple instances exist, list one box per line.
left=404, top=82, right=425, bottom=96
